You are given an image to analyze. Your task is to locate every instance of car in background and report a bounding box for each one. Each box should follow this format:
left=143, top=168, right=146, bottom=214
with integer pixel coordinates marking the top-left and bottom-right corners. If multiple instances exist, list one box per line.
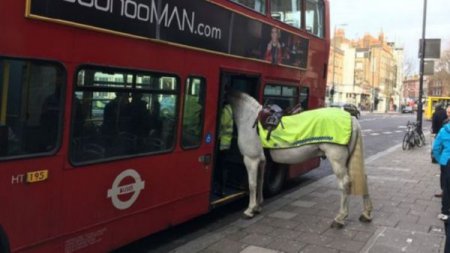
left=329, top=103, right=361, bottom=119
left=401, top=106, right=414, bottom=113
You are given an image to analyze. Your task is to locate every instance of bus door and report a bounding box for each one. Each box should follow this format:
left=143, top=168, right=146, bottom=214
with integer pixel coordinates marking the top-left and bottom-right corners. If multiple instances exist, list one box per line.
left=211, top=72, right=259, bottom=205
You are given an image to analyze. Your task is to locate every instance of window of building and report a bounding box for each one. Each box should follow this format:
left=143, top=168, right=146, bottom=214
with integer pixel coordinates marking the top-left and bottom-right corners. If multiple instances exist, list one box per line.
left=70, top=66, right=179, bottom=164
left=305, top=0, right=325, bottom=38
left=181, top=77, right=206, bottom=149
left=270, top=0, right=302, bottom=29
left=230, top=0, right=266, bottom=14
left=0, top=58, right=65, bottom=160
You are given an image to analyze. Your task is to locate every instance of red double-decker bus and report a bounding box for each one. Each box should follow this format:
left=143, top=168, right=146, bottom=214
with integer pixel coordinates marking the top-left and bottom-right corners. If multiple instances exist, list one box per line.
left=0, top=0, right=329, bottom=252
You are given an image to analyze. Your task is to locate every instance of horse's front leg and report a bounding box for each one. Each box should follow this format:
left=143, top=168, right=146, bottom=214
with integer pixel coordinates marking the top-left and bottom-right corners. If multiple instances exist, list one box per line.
left=254, top=158, right=266, bottom=214
left=243, top=156, right=260, bottom=218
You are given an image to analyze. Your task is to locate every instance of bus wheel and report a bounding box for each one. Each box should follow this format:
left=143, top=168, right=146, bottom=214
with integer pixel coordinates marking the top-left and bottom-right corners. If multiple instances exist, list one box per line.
left=263, top=163, right=287, bottom=197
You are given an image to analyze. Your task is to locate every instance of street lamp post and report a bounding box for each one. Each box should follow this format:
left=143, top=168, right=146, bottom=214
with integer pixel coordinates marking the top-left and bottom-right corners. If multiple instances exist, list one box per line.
left=370, top=50, right=375, bottom=112
left=417, top=0, right=427, bottom=132
left=331, top=23, right=347, bottom=105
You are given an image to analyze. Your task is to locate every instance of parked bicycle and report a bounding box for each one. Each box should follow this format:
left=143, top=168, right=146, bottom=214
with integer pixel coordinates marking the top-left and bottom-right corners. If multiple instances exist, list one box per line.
left=402, top=121, right=426, bottom=150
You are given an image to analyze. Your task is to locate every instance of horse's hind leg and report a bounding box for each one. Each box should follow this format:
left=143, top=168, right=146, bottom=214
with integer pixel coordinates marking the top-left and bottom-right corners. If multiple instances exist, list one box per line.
left=243, top=156, right=260, bottom=218
left=360, top=194, right=373, bottom=222
left=328, top=153, right=350, bottom=228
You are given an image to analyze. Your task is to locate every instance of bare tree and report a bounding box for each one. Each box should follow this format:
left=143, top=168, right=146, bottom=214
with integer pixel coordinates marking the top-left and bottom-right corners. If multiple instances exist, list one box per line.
left=432, top=46, right=450, bottom=96
left=403, top=56, right=418, bottom=77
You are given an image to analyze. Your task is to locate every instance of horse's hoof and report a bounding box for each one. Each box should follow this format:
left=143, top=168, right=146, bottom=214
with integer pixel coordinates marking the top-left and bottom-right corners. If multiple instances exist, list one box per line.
left=253, top=206, right=262, bottom=214
left=242, top=213, right=255, bottom=219
left=243, top=210, right=255, bottom=219
left=330, top=220, right=345, bottom=229
left=359, top=214, right=372, bottom=223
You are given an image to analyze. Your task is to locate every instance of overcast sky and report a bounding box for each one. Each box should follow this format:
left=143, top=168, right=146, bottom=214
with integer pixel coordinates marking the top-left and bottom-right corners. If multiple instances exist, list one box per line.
left=330, top=0, right=450, bottom=71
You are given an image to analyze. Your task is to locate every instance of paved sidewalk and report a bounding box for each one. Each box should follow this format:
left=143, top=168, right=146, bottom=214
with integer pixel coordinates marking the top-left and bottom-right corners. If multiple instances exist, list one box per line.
left=171, top=138, right=445, bottom=253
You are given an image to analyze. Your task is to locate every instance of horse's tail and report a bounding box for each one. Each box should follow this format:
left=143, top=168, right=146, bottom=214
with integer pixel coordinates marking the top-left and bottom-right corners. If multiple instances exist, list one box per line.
left=347, top=119, right=369, bottom=196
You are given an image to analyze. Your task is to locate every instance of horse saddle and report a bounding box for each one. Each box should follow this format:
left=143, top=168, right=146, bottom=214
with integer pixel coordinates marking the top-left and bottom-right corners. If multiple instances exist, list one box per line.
left=258, top=103, right=304, bottom=141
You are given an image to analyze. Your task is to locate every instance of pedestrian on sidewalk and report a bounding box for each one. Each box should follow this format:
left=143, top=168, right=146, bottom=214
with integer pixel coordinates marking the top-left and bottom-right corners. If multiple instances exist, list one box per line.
left=432, top=119, right=450, bottom=253
left=433, top=113, right=450, bottom=219
left=432, top=104, right=448, bottom=198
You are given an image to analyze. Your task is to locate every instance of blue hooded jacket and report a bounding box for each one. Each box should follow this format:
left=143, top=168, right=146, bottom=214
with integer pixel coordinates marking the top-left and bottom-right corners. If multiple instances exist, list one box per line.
left=433, top=123, right=450, bottom=166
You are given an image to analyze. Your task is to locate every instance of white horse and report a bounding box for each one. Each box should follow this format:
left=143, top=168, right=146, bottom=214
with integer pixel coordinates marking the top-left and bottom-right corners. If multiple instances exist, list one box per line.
left=227, top=91, right=372, bottom=228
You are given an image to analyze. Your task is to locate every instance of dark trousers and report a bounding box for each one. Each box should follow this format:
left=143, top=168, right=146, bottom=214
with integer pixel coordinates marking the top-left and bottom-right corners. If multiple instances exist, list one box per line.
left=443, top=164, right=450, bottom=215
left=442, top=166, right=445, bottom=192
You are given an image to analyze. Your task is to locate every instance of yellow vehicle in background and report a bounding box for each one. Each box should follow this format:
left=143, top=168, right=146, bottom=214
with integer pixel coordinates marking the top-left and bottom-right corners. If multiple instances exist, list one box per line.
left=424, top=96, right=450, bottom=120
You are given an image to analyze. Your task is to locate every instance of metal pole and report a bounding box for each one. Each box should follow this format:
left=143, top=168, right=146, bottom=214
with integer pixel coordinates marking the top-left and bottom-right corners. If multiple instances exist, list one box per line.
left=371, top=51, right=375, bottom=112
left=417, top=0, right=427, bottom=132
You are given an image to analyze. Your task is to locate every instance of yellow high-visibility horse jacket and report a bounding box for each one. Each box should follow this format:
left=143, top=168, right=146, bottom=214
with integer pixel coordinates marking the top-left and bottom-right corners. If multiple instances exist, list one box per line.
left=258, top=108, right=352, bottom=149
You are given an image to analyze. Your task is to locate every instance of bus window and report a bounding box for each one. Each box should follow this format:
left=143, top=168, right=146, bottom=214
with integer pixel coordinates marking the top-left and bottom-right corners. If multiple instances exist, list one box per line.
left=182, top=77, right=206, bottom=149
left=270, top=0, right=302, bottom=29
left=70, top=66, right=179, bottom=164
left=0, top=58, right=64, bottom=159
left=230, top=0, right=266, bottom=14
left=300, top=86, right=310, bottom=109
left=305, top=0, right=325, bottom=38
left=263, top=84, right=298, bottom=110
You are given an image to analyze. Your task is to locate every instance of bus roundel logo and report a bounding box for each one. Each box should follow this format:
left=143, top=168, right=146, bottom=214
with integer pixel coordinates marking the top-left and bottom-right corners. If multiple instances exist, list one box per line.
left=107, top=169, right=146, bottom=210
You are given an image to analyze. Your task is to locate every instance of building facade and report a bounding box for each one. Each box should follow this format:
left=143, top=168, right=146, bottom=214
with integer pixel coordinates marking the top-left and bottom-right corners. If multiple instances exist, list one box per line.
left=327, top=30, right=403, bottom=112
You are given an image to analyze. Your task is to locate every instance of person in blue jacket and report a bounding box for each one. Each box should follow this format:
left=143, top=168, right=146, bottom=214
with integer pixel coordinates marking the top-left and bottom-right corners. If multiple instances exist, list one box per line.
left=433, top=121, right=450, bottom=219
left=432, top=117, right=450, bottom=253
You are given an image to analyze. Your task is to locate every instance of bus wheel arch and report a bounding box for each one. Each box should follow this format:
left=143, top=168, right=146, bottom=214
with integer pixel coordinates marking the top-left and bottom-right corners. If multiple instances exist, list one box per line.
left=0, top=225, right=11, bottom=253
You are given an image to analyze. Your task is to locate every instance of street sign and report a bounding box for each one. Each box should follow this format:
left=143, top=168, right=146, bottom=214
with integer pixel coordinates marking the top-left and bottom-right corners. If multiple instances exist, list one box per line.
left=418, top=39, right=441, bottom=59
left=424, top=60, right=435, bottom=75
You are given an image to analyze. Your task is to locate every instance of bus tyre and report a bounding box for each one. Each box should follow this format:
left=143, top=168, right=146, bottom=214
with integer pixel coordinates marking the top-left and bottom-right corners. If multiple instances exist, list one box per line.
left=263, top=163, right=287, bottom=197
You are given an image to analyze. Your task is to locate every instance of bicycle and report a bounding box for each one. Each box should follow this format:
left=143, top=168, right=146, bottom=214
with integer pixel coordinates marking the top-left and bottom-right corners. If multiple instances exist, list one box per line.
left=402, top=121, right=425, bottom=150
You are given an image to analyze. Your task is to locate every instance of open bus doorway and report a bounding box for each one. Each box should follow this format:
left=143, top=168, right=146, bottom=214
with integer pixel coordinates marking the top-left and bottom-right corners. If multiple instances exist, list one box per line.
left=211, top=72, right=259, bottom=206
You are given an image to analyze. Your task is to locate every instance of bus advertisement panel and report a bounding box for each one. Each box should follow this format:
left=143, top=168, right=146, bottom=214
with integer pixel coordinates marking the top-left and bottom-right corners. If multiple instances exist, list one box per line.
left=28, top=0, right=309, bottom=69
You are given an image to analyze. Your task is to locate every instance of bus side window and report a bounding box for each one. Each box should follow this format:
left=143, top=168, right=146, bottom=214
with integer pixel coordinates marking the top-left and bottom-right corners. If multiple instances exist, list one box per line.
left=263, top=84, right=299, bottom=111
left=300, top=86, right=310, bottom=110
left=70, top=68, right=179, bottom=164
left=181, top=77, right=206, bottom=148
left=0, top=58, right=65, bottom=160
left=305, top=0, right=325, bottom=38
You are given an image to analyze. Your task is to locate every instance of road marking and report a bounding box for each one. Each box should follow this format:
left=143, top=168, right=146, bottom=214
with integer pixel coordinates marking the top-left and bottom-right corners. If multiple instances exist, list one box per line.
left=362, top=129, right=373, bottom=132
left=382, top=131, right=392, bottom=134
left=370, top=133, right=380, bottom=136
left=369, top=176, right=419, bottom=183
left=365, top=143, right=402, bottom=164
left=374, top=166, right=411, bottom=172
